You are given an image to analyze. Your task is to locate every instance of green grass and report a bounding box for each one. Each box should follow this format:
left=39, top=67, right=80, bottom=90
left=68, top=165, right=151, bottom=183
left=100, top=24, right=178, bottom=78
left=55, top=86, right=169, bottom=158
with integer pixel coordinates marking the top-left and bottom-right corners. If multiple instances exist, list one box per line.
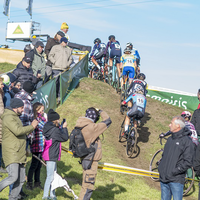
left=0, top=62, right=15, bottom=74
left=0, top=77, right=198, bottom=200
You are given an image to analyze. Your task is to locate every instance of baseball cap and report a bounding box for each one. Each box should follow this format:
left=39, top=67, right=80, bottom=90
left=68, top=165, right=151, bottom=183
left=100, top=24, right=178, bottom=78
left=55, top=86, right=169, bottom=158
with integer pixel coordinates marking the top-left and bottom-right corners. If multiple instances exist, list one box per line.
left=23, top=55, right=32, bottom=63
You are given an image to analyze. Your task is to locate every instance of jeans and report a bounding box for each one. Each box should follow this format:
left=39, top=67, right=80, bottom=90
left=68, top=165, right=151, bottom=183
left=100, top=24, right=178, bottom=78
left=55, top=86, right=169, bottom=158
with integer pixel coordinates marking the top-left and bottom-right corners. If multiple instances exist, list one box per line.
left=43, top=161, right=57, bottom=199
left=0, top=163, right=25, bottom=200
left=52, top=70, right=63, bottom=98
left=160, top=181, right=184, bottom=200
left=27, top=152, right=42, bottom=183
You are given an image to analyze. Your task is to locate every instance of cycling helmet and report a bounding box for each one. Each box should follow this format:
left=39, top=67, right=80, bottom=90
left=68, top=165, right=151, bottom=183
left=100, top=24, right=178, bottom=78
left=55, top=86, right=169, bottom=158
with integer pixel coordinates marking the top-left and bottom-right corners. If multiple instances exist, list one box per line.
left=108, top=35, right=115, bottom=40
left=135, top=85, right=144, bottom=95
left=124, top=47, right=132, bottom=54
left=137, top=73, right=146, bottom=80
left=1, top=74, right=10, bottom=85
left=126, top=42, right=133, bottom=49
left=94, top=38, right=101, bottom=44
left=181, top=111, right=192, bottom=120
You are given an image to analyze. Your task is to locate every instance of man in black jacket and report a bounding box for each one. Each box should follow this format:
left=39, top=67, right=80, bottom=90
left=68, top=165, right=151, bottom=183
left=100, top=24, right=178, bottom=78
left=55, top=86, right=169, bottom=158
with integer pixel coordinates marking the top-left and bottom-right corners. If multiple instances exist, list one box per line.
left=158, top=116, right=194, bottom=200
left=191, top=108, right=200, bottom=137
left=13, top=56, right=41, bottom=88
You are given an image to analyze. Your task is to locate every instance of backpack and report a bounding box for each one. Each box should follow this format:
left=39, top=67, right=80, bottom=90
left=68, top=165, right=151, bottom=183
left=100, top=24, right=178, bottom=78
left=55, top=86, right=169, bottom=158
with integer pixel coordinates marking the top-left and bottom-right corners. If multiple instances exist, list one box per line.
left=69, top=126, right=96, bottom=158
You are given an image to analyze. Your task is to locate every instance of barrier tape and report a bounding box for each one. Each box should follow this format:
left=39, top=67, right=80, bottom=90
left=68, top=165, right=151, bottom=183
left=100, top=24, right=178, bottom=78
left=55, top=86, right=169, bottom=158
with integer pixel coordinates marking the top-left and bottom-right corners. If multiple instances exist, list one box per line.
left=61, top=146, right=197, bottom=181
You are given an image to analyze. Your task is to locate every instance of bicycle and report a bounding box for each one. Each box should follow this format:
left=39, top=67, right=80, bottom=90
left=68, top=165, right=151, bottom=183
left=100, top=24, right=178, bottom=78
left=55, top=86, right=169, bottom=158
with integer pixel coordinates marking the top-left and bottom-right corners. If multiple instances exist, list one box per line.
left=111, top=56, right=120, bottom=93
left=119, top=116, right=139, bottom=157
left=149, top=136, right=195, bottom=196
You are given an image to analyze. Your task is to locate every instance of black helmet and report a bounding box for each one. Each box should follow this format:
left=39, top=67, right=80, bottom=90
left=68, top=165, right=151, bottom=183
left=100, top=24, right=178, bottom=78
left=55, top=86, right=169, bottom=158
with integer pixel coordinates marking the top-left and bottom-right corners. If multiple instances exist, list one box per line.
left=94, top=38, right=101, bottom=44
left=126, top=42, right=133, bottom=49
left=24, top=44, right=32, bottom=53
left=108, top=35, right=115, bottom=40
left=124, top=47, right=132, bottom=54
left=138, top=73, right=146, bottom=80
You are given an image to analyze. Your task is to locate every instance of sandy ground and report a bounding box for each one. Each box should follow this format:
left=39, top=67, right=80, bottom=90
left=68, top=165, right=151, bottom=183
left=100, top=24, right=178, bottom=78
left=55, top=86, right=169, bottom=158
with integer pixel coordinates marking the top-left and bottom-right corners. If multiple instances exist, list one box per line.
left=0, top=48, right=24, bottom=64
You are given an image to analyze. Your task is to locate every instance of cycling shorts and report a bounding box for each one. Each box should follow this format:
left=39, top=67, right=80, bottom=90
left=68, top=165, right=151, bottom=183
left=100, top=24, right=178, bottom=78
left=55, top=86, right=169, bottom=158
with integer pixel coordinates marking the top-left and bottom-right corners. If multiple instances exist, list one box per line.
left=93, top=51, right=109, bottom=63
left=127, top=108, right=144, bottom=120
left=122, top=66, right=135, bottom=79
left=110, top=50, right=121, bottom=63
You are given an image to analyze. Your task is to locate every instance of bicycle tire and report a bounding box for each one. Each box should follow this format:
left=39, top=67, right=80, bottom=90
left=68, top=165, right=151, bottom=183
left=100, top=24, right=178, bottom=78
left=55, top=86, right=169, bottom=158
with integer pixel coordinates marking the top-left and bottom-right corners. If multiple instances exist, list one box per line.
left=125, top=127, right=137, bottom=157
left=183, top=167, right=195, bottom=196
left=119, top=117, right=126, bottom=142
left=132, top=127, right=138, bottom=153
left=120, top=83, right=126, bottom=115
left=149, top=149, right=163, bottom=181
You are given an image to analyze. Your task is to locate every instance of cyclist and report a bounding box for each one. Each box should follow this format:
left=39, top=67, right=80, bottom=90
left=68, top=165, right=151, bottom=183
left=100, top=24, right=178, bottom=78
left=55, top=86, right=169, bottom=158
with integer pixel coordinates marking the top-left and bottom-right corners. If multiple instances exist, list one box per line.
left=121, top=86, right=147, bottom=137
left=127, top=73, right=147, bottom=97
left=126, top=42, right=140, bottom=69
left=105, top=35, right=122, bottom=77
left=90, top=38, right=108, bottom=78
left=120, top=46, right=138, bottom=88
left=159, top=111, right=198, bottom=146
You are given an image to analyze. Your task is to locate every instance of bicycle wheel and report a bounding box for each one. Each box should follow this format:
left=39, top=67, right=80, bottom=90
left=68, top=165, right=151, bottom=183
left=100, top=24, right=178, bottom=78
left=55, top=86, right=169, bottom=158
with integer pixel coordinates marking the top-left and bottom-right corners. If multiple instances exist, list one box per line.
left=149, top=149, right=163, bottom=181
left=132, top=127, right=138, bottom=154
left=120, top=82, right=126, bottom=115
left=183, top=167, right=195, bottom=196
left=119, top=117, right=126, bottom=142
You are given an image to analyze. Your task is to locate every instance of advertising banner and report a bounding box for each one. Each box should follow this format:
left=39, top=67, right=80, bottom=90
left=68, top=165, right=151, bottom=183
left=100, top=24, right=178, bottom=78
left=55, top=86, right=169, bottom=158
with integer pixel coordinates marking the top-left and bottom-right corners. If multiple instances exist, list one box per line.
left=3, top=0, right=11, bottom=16
left=60, top=54, right=89, bottom=104
left=147, top=88, right=198, bottom=111
left=26, top=0, right=33, bottom=17
left=33, top=78, right=57, bottom=112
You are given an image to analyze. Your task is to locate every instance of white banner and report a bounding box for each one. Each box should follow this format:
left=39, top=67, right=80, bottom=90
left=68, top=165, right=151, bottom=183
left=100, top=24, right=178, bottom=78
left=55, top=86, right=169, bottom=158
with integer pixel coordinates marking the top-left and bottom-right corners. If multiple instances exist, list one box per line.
left=26, top=0, right=33, bottom=16
left=3, top=0, right=11, bottom=16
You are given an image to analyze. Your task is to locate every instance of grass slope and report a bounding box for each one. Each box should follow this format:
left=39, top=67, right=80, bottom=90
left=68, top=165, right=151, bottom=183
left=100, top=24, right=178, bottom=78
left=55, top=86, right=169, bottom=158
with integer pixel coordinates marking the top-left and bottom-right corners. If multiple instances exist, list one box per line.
left=0, top=77, right=198, bottom=200
left=0, top=62, right=15, bottom=74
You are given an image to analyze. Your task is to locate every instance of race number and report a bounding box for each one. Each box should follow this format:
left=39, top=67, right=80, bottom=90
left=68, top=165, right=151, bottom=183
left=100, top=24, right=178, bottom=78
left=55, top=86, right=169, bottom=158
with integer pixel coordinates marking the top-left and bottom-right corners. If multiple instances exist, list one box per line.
left=137, top=98, right=144, bottom=104
left=114, top=43, right=121, bottom=49
left=126, top=58, right=133, bottom=64
left=100, top=44, right=106, bottom=48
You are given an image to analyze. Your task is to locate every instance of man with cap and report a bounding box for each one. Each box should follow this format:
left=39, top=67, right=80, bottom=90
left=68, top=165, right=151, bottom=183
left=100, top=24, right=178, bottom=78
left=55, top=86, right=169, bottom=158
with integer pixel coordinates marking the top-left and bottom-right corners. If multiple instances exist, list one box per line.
left=13, top=55, right=41, bottom=88
left=49, top=37, right=73, bottom=99
left=44, top=31, right=65, bottom=83
left=0, top=98, right=38, bottom=199
left=60, top=22, right=70, bottom=41
left=26, top=41, right=46, bottom=89
left=74, top=107, right=112, bottom=200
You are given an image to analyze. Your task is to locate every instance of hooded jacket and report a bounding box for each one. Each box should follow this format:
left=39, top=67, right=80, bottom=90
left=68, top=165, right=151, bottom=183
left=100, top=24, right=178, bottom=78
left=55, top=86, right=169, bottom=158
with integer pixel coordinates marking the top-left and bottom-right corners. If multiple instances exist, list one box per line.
left=42, top=121, right=68, bottom=161
left=75, top=110, right=112, bottom=161
left=158, top=127, right=194, bottom=184
left=1, top=108, right=34, bottom=167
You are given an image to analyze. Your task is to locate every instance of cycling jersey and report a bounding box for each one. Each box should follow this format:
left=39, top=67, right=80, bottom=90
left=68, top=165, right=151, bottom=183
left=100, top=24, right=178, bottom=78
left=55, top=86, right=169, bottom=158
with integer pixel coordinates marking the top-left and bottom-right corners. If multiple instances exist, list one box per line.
left=90, top=43, right=106, bottom=57
left=185, top=121, right=199, bottom=145
left=127, top=79, right=147, bottom=96
left=123, top=93, right=147, bottom=120
left=120, top=54, right=137, bottom=68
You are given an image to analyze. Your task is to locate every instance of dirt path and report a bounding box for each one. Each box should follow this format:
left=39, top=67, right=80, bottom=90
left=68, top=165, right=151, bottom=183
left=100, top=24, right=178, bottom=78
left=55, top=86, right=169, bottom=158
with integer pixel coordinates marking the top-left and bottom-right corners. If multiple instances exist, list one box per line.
left=0, top=49, right=24, bottom=64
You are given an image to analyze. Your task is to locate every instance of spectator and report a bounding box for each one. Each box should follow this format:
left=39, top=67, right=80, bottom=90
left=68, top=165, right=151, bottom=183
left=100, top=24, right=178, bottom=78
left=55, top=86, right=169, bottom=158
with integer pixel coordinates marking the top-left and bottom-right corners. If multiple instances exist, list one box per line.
left=0, top=98, right=38, bottom=199
left=26, top=41, right=46, bottom=89
left=75, top=107, right=112, bottom=200
left=7, top=73, right=17, bottom=98
left=13, top=55, right=41, bottom=88
left=42, top=109, right=68, bottom=200
left=23, top=36, right=39, bottom=54
left=0, top=77, right=6, bottom=175
left=27, top=102, right=47, bottom=190
left=60, top=22, right=70, bottom=41
left=197, top=89, right=200, bottom=109
left=44, top=31, right=65, bottom=83
left=191, top=105, right=200, bottom=138
left=158, top=116, right=194, bottom=200
left=48, top=37, right=72, bottom=98
left=1, top=74, right=12, bottom=107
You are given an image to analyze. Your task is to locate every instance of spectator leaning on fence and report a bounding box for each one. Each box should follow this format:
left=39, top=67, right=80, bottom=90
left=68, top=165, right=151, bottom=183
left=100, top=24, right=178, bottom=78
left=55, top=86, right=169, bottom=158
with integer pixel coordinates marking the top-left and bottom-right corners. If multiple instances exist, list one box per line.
left=0, top=98, right=38, bottom=200
left=26, top=41, right=46, bottom=89
left=158, top=116, right=194, bottom=200
left=60, top=22, right=70, bottom=41
left=44, top=31, right=65, bottom=83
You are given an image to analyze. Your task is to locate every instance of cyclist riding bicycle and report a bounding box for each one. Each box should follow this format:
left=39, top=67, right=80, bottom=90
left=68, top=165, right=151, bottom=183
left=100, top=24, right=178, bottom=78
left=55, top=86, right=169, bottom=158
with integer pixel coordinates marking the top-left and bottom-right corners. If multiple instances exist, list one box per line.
left=159, top=111, right=198, bottom=146
left=121, top=86, right=147, bottom=137
left=105, top=35, right=122, bottom=77
left=90, top=38, right=109, bottom=78
left=120, top=46, right=138, bottom=88
left=127, top=73, right=147, bottom=97
left=126, top=42, right=140, bottom=68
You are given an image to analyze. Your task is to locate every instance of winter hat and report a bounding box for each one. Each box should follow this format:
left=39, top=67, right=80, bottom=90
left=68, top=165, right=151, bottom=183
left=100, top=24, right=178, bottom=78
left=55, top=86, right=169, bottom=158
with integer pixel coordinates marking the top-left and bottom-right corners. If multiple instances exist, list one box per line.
left=1, top=74, right=10, bottom=85
left=57, top=31, right=65, bottom=37
left=35, top=41, right=44, bottom=48
left=85, top=107, right=99, bottom=122
left=61, top=22, right=69, bottom=29
left=7, top=73, right=17, bottom=83
left=10, top=98, right=24, bottom=109
left=60, top=37, right=68, bottom=43
left=23, top=81, right=35, bottom=94
left=22, top=55, right=32, bottom=63
left=48, top=109, right=60, bottom=122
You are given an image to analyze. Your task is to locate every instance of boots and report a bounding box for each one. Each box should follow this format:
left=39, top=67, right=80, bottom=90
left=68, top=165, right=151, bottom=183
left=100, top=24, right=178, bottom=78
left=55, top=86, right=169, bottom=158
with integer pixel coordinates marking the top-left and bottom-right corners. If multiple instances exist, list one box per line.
left=26, top=182, right=33, bottom=190
left=34, top=182, right=43, bottom=189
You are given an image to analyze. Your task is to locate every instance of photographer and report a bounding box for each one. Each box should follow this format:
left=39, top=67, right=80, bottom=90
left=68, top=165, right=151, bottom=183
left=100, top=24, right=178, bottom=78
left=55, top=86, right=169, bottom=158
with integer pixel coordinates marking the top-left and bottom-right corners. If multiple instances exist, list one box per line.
left=75, top=107, right=112, bottom=200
